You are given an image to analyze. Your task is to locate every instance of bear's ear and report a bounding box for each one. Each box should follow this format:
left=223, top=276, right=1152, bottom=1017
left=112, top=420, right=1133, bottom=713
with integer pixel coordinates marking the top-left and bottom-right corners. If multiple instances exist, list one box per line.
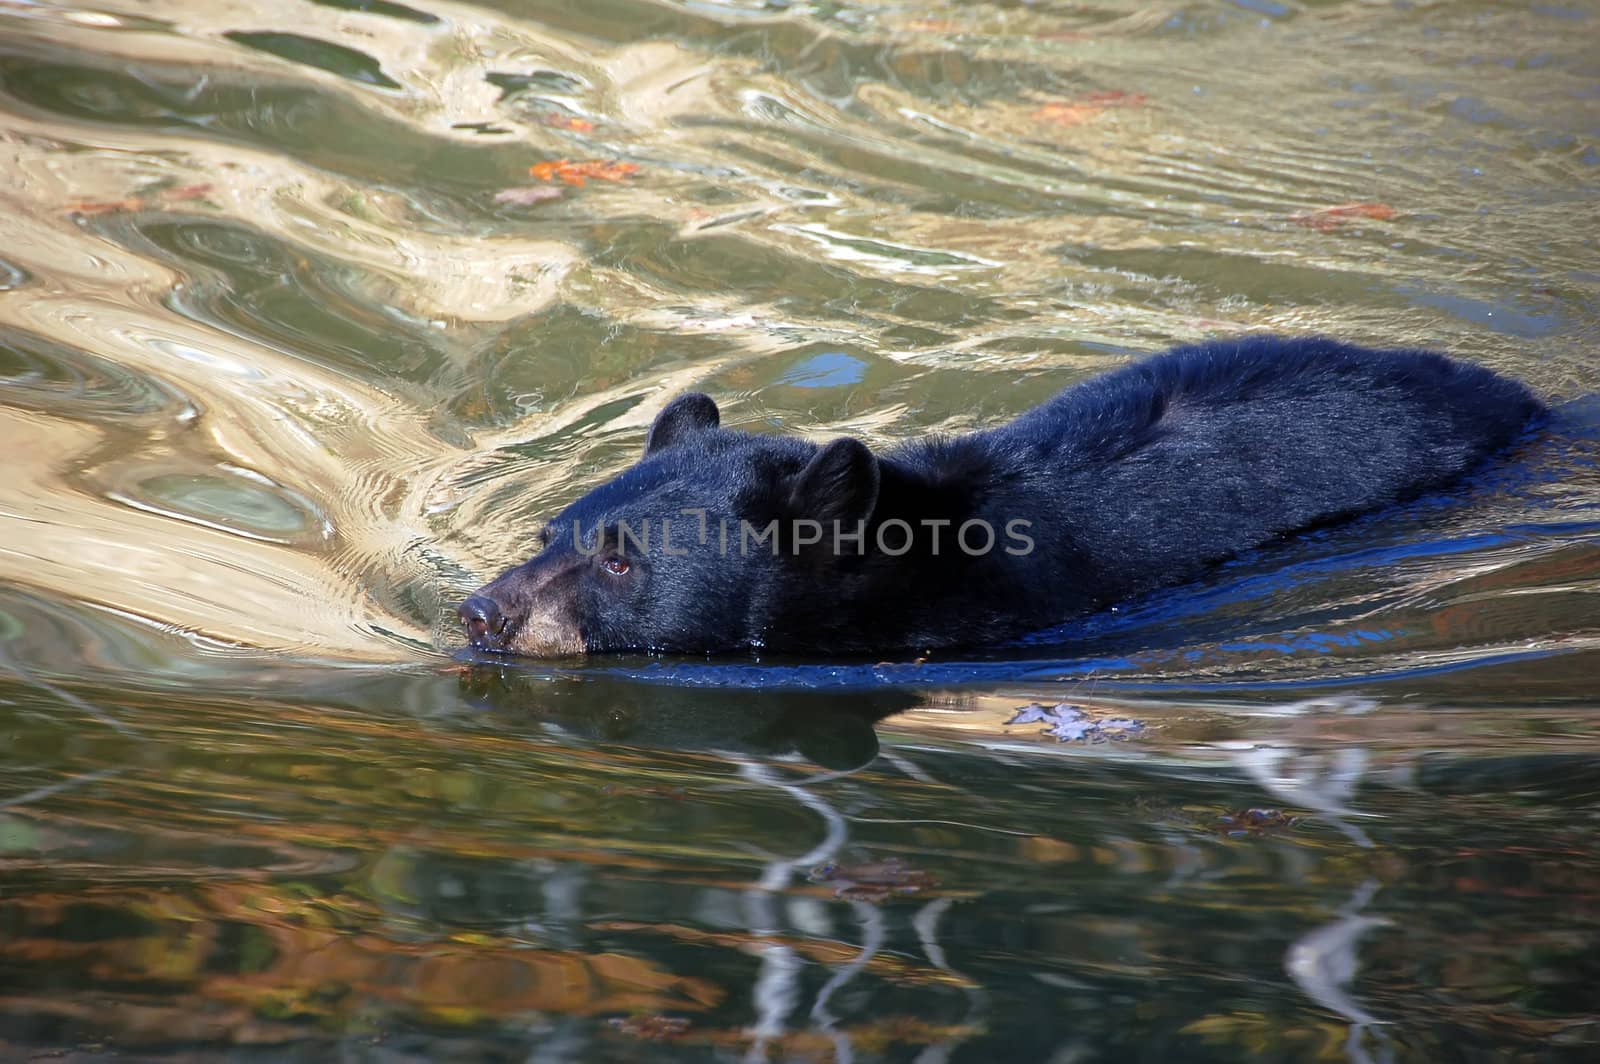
left=787, top=438, right=879, bottom=526
left=645, top=393, right=720, bottom=455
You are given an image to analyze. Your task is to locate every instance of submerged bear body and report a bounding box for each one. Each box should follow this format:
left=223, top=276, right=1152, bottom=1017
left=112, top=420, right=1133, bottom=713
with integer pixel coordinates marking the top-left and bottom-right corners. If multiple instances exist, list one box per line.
left=459, top=336, right=1543, bottom=657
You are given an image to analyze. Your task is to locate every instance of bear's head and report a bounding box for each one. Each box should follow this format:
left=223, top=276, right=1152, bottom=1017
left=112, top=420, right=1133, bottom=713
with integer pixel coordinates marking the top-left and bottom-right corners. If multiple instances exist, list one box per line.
left=457, top=393, right=880, bottom=657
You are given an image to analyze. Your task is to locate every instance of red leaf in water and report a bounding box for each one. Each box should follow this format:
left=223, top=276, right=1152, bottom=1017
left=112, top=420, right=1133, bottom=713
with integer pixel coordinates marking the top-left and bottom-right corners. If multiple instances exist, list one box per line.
left=164, top=183, right=213, bottom=201
left=67, top=182, right=215, bottom=216
left=608, top=1015, right=690, bottom=1040
left=1290, top=202, right=1399, bottom=230
left=1083, top=90, right=1149, bottom=107
left=1032, top=90, right=1147, bottom=126
left=64, top=197, right=144, bottom=215
left=493, top=186, right=565, bottom=205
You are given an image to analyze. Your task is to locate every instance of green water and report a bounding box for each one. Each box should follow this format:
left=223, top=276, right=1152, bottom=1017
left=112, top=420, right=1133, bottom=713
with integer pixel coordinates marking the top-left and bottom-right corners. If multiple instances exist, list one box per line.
left=1, top=0, right=1598, bottom=1059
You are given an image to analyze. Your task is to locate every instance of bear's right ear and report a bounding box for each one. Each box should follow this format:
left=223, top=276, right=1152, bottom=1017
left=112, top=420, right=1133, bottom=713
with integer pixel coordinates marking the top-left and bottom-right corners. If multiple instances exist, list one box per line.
left=645, top=393, right=719, bottom=456
left=787, top=437, right=879, bottom=527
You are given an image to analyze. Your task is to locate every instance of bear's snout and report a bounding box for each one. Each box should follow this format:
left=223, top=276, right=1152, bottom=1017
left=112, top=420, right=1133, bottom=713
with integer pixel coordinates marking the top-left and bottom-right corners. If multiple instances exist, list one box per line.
left=456, top=561, right=588, bottom=658
left=458, top=595, right=509, bottom=651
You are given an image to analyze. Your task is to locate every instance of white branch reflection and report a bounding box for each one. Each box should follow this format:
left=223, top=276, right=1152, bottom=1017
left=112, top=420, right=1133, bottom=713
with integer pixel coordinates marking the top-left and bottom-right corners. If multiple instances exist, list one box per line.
left=734, top=757, right=849, bottom=1062
left=1285, top=879, right=1395, bottom=1064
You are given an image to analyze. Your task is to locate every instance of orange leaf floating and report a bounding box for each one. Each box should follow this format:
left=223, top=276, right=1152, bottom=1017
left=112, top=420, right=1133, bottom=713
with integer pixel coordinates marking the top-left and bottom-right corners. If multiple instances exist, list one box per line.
left=64, top=197, right=143, bottom=215
left=1290, top=202, right=1399, bottom=231
left=65, top=182, right=213, bottom=216
left=529, top=159, right=640, bottom=187
left=539, top=114, right=595, bottom=132
left=164, top=183, right=213, bottom=201
left=1032, top=102, right=1102, bottom=126
left=1032, top=90, right=1147, bottom=127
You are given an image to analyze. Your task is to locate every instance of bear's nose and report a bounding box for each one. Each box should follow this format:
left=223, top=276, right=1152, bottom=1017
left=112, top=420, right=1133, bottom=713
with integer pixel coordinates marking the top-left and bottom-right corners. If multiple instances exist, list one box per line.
left=458, top=595, right=507, bottom=650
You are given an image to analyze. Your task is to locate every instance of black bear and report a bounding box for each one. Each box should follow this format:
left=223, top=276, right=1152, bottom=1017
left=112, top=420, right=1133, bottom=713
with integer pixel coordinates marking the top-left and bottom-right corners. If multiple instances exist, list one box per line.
left=458, top=336, right=1543, bottom=657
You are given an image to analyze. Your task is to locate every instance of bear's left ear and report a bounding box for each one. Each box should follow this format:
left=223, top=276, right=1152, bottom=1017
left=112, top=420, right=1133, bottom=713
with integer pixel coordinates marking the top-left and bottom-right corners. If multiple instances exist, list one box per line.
left=645, top=392, right=719, bottom=456
left=787, top=438, right=879, bottom=526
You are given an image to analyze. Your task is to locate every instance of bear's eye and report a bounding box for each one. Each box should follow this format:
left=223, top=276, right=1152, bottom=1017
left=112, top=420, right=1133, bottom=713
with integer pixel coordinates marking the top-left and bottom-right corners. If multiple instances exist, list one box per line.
left=601, top=556, right=631, bottom=577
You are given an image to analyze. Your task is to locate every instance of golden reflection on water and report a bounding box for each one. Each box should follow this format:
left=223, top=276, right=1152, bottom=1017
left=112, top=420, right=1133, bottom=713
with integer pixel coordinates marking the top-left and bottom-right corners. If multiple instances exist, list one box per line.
left=0, top=0, right=1596, bottom=674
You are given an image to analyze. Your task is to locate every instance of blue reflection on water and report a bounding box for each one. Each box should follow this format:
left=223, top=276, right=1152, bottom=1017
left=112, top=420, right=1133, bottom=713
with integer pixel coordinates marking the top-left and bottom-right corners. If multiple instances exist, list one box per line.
left=779, top=351, right=867, bottom=389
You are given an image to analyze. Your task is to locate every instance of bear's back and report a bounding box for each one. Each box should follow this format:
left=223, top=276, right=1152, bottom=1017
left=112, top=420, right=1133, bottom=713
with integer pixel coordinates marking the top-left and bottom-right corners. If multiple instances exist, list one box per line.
left=999, top=335, right=1543, bottom=468
left=955, top=336, right=1545, bottom=606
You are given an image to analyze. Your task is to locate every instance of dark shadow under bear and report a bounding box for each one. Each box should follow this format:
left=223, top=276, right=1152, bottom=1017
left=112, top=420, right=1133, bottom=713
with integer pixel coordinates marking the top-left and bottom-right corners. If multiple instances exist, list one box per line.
left=459, top=336, right=1544, bottom=657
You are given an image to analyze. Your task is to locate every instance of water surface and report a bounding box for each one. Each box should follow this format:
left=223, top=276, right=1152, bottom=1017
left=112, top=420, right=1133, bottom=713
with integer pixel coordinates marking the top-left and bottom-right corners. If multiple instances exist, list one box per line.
left=1, top=0, right=1598, bottom=1059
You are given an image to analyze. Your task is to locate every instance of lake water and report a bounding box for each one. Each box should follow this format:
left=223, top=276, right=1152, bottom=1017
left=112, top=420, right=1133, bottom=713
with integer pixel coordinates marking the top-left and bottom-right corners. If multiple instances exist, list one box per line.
left=2, top=0, right=1598, bottom=1059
